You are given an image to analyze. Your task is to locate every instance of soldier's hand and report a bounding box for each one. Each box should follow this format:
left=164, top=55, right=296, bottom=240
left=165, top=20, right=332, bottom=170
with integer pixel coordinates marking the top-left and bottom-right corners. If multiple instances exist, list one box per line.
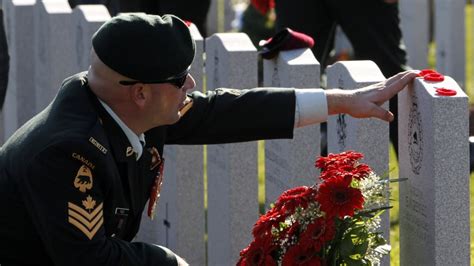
left=326, top=70, right=418, bottom=122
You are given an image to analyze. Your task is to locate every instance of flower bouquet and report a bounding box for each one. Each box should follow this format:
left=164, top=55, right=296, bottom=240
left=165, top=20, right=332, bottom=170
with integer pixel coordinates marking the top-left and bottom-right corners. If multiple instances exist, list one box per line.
left=237, top=151, right=391, bottom=266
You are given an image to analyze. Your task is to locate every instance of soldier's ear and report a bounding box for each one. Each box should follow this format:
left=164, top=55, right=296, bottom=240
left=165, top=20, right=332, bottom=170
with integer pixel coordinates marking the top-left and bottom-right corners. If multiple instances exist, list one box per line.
left=129, top=83, right=150, bottom=108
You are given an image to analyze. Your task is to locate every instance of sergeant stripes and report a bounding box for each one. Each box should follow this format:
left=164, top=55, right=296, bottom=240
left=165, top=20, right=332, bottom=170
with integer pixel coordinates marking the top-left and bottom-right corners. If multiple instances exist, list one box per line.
left=68, top=202, right=104, bottom=240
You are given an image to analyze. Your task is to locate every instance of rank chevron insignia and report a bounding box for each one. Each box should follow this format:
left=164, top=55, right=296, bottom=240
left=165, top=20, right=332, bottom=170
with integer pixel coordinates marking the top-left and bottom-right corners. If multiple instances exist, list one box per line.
left=68, top=199, right=104, bottom=240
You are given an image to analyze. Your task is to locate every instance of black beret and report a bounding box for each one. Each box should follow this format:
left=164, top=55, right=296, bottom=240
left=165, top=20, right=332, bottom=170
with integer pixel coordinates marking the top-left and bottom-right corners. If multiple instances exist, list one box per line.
left=92, top=13, right=195, bottom=82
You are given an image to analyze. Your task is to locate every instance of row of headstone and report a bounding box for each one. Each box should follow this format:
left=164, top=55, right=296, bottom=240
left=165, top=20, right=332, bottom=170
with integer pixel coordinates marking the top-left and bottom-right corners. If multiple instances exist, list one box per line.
left=399, top=75, right=469, bottom=265
left=1, top=0, right=109, bottom=143
left=399, top=0, right=466, bottom=88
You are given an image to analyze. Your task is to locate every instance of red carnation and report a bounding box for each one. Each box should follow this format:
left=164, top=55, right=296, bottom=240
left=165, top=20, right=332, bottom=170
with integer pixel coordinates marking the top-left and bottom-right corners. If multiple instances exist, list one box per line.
left=316, top=176, right=364, bottom=218
left=281, top=245, right=322, bottom=266
left=238, top=234, right=277, bottom=266
left=299, top=218, right=335, bottom=251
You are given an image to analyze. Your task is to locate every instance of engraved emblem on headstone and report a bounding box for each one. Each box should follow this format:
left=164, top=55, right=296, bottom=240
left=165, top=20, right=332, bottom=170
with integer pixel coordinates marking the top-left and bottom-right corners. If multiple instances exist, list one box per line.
left=213, top=52, right=219, bottom=87
left=337, top=114, right=347, bottom=152
left=76, top=24, right=83, bottom=68
left=163, top=202, right=170, bottom=246
left=338, top=78, right=344, bottom=89
left=272, top=65, right=280, bottom=87
left=408, top=94, right=423, bottom=175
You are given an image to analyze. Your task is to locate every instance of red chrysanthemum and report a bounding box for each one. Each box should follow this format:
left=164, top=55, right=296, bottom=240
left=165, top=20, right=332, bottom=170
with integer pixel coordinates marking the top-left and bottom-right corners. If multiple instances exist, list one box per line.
left=252, top=209, right=286, bottom=238
left=316, top=176, right=364, bottom=218
left=299, top=218, right=335, bottom=251
left=315, top=151, right=364, bottom=171
left=352, top=163, right=371, bottom=180
left=238, top=234, right=277, bottom=266
left=274, top=186, right=316, bottom=213
left=281, top=245, right=322, bottom=266
left=278, top=221, right=300, bottom=241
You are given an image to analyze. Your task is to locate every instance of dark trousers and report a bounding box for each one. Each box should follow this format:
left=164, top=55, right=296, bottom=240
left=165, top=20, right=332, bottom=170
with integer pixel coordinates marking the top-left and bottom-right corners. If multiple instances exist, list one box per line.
left=106, top=0, right=211, bottom=37
left=0, top=8, right=9, bottom=111
left=275, top=0, right=408, bottom=155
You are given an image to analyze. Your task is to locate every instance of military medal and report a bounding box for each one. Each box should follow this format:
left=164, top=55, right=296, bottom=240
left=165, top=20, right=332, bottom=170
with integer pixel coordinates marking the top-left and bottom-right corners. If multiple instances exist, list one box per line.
left=147, top=147, right=164, bottom=219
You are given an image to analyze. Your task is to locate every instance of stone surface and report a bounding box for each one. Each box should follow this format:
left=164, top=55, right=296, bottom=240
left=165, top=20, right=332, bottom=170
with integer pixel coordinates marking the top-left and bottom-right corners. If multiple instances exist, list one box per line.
left=435, top=0, right=465, bottom=88
left=72, top=4, right=110, bottom=72
left=399, top=76, right=470, bottom=265
left=34, top=0, right=75, bottom=113
left=205, top=33, right=258, bottom=265
left=326, top=60, right=390, bottom=265
left=399, top=0, right=429, bottom=69
left=1, top=0, right=36, bottom=142
left=136, top=24, right=206, bottom=266
left=262, top=48, right=321, bottom=207
left=187, top=23, right=204, bottom=92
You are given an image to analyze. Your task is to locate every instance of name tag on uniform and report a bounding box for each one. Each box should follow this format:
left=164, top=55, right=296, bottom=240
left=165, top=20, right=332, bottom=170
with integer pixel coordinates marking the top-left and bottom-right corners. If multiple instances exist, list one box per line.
left=115, top=207, right=129, bottom=217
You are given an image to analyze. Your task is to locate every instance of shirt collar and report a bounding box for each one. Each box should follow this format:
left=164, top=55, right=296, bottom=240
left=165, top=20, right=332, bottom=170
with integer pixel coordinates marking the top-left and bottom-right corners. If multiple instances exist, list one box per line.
left=98, top=98, right=146, bottom=160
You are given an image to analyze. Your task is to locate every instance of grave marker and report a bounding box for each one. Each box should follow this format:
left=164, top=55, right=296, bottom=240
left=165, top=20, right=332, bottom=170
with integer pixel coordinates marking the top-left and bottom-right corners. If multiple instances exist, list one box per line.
left=434, top=0, right=465, bottom=88
left=205, top=33, right=258, bottom=265
left=263, top=48, right=321, bottom=207
left=72, top=5, right=110, bottom=72
left=326, top=60, right=390, bottom=265
left=399, top=75, right=470, bottom=265
left=399, top=0, right=429, bottom=69
left=34, top=0, right=75, bottom=112
left=1, top=0, right=36, bottom=142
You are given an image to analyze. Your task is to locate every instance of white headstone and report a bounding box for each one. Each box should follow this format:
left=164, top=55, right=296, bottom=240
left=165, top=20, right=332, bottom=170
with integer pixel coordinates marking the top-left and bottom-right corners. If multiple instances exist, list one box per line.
left=34, top=0, right=74, bottom=113
left=263, top=48, right=321, bottom=207
left=399, top=0, right=429, bottom=69
left=399, top=76, right=470, bottom=265
left=72, top=5, right=110, bottom=72
left=188, top=23, right=204, bottom=92
left=326, top=60, right=390, bottom=265
left=136, top=24, right=206, bottom=266
left=1, top=0, right=36, bottom=142
left=205, top=32, right=258, bottom=265
left=434, top=0, right=465, bottom=88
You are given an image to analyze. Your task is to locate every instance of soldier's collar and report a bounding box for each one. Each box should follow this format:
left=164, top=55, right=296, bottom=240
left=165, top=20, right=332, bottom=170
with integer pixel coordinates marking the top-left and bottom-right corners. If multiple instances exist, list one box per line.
left=98, top=98, right=146, bottom=160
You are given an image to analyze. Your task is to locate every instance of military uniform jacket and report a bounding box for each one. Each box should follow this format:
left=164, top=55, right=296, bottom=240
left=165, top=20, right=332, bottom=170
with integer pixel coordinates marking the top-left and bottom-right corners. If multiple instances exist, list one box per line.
left=0, top=72, right=296, bottom=265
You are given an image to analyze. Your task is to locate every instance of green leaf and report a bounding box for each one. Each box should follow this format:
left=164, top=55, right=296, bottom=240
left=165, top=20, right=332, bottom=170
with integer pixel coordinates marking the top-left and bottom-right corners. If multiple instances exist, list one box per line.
left=340, top=234, right=355, bottom=257
left=343, top=256, right=369, bottom=266
left=353, top=241, right=369, bottom=255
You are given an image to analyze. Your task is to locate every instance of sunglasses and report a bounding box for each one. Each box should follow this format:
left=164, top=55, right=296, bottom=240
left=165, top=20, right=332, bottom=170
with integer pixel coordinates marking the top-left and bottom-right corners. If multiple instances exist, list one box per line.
left=119, top=73, right=188, bottom=89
